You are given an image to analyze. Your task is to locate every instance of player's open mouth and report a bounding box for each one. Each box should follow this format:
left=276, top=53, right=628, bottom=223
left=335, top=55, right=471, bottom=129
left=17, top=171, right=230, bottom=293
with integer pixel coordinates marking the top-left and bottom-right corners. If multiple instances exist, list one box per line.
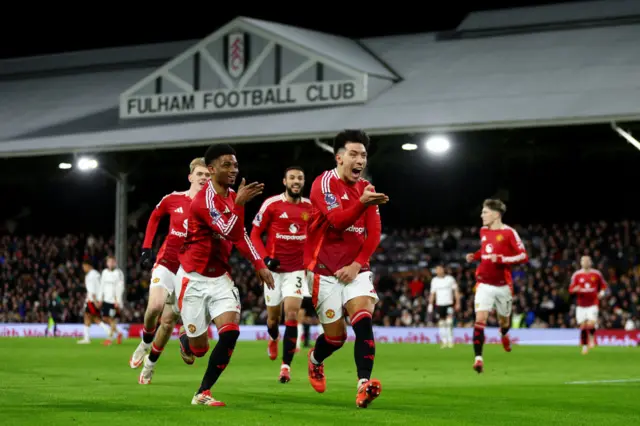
left=351, top=168, right=363, bottom=178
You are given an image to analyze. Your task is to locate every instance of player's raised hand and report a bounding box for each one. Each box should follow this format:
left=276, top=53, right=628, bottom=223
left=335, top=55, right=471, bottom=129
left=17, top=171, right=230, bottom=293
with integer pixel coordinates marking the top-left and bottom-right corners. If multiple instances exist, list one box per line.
left=257, top=268, right=275, bottom=289
left=359, top=185, right=389, bottom=206
left=235, top=178, right=264, bottom=206
left=465, top=253, right=475, bottom=263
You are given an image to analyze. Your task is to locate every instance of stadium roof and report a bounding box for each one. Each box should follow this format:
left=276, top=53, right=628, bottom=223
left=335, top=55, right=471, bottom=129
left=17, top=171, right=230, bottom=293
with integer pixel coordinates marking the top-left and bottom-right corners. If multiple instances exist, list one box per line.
left=1, top=0, right=640, bottom=157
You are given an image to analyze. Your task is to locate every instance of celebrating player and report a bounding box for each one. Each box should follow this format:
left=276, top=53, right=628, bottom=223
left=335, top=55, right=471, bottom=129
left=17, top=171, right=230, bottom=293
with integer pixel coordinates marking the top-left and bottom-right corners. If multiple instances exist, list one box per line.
left=250, top=166, right=312, bottom=383
left=78, top=260, right=112, bottom=344
left=98, top=256, right=126, bottom=345
left=177, top=143, right=274, bottom=407
left=304, top=129, right=388, bottom=409
left=465, top=199, right=528, bottom=374
left=569, top=255, right=608, bottom=355
left=129, top=157, right=210, bottom=384
left=428, top=265, right=460, bottom=348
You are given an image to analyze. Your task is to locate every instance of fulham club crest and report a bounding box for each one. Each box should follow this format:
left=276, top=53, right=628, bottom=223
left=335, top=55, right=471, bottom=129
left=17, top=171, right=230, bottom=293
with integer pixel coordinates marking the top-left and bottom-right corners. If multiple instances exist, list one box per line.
left=227, top=32, right=246, bottom=78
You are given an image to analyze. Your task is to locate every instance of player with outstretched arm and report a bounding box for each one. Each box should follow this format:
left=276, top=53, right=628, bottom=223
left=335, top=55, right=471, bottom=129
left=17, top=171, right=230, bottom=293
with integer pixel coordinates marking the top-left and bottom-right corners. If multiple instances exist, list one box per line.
left=176, top=143, right=274, bottom=407
left=129, top=157, right=210, bottom=384
left=304, top=129, right=388, bottom=408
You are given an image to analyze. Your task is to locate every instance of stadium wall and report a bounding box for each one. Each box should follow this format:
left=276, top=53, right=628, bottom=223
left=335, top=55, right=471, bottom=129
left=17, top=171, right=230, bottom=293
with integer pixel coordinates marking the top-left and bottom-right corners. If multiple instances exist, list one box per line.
left=1, top=324, right=638, bottom=346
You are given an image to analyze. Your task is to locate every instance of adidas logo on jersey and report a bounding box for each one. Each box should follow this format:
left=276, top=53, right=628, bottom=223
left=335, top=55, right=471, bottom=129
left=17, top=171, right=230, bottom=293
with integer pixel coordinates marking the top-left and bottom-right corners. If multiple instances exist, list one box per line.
left=279, top=212, right=288, bottom=219
left=174, top=207, right=184, bottom=213
left=341, top=193, right=349, bottom=200
left=224, top=206, right=231, bottom=213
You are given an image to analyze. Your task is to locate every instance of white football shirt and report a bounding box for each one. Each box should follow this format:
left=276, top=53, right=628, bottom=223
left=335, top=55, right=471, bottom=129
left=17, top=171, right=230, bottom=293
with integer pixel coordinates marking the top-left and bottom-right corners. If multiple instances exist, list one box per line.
left=84, top=269, right=101, bottom=303
left=430, top=275, right=457, bottom=306
left=99, top=268, right=125, bottom=305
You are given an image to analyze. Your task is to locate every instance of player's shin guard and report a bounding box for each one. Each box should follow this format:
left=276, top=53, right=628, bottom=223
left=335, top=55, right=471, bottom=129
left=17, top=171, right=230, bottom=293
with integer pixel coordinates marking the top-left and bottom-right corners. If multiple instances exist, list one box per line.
left=142, top=326, right=156, bottom=345
left=580, top=328, right=588, bottom=346
left=312, top=333, right=346, bottom=364
left=282, top=320, right=298, bottom=366
left=149, top=342, right=164, bottom=363
left=473, top=322, right=485, bottom=357
left=352, top=310, right=375, bottom=380
left=198, top=324, right=240, bottom=393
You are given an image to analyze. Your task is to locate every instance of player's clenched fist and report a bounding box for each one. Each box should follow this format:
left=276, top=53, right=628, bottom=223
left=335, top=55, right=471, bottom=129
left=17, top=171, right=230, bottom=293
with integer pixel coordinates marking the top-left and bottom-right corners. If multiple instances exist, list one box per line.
left=257, top=268, right=275, bottom=290
left=235, top=178, right=264, bottom=206
left=465, top=253, right=475, bottom=263
left=359, top=185, right=389, bottom=206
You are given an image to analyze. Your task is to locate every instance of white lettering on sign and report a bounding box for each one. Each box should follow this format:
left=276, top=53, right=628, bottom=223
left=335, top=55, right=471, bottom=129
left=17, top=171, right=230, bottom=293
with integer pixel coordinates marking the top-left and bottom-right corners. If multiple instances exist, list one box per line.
left=120, top=79, right=366, bottom=119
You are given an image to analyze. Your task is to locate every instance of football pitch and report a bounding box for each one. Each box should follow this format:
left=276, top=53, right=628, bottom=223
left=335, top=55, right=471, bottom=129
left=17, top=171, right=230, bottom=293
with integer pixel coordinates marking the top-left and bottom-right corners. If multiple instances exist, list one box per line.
left=1, top=339, right=638, bottom=426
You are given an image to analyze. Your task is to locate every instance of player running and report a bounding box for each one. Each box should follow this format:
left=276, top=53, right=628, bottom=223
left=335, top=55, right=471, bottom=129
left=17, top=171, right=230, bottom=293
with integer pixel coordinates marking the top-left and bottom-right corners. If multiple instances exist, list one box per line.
left=428, top=265, right=460, bottom=348
left=177, top=143, right=274, bottom=407
left=250, top=166, right=312, bottom=383
left=465, top=199, right=528, bottom=374
left=129, top=157, right=210, bottom=384
left=98, top=256, right=126, bottom=345
left=78, top=260, right=112, bottom=344
left=304, top=129, right=388, bottom=409
left=569, top=255, right=608, bottom=355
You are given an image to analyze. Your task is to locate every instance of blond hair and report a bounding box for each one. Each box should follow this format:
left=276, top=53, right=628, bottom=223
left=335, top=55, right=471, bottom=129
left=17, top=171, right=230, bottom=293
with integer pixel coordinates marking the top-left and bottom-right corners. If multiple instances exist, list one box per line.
left=189, top=157, right=206, bottom=173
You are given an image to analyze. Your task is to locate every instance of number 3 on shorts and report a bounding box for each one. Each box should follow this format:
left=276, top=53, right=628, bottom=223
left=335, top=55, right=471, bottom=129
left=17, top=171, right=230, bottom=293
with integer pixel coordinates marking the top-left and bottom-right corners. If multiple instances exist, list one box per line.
left=296, top=276, right=302, bottom=289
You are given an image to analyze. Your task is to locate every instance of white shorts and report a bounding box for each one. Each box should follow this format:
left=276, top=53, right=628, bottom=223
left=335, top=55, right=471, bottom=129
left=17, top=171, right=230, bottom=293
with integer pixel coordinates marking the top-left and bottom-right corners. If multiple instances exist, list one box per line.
left=576, top=306, right=599, bottom=324
left=474, top=283, right=512, bottom=317
left=308, top=270, right=379, bottom=324
left=176, top=267, right=241, bottom=337
left=264, top=270, right=310, bottom=307
left=150, top=264, right=179, bottom=314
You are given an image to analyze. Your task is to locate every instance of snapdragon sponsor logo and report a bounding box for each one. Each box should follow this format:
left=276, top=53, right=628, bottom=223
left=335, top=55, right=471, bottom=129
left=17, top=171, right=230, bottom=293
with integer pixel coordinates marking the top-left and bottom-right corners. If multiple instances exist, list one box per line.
left=276, top=233, right=307, bottom=241
left=170, top=229, right=187, bottom=238
left=345, top=226, right=365, bottom=234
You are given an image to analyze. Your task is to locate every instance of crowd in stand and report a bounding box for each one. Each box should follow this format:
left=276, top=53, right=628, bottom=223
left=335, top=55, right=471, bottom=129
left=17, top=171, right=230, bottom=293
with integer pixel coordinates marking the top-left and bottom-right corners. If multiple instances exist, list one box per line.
left=1, top=220, right=639, bottom=330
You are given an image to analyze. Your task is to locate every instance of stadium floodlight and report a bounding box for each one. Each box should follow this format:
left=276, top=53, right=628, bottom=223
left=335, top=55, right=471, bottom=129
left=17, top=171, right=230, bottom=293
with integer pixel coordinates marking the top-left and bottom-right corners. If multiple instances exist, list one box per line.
left=77, top=157, right=99, bottom=171
left=425, top=135, right=451, bottom=154
left=402, top=143, right=418, bottom=151
left=58, top=162, right=72, bottom=170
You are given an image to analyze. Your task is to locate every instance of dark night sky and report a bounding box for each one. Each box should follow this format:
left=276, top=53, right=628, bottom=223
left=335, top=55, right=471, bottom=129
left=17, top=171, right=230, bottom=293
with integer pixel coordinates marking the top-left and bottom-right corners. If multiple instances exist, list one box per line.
left=1, top=0, right=634, bottom=236
left=0, top=0, right=583, bottom=60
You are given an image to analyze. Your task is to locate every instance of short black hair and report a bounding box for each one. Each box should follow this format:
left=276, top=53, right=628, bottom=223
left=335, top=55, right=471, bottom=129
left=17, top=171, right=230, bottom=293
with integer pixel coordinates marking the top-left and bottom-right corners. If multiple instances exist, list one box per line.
left=284, top=166, right=304, bottom=177
left=204, top=143, right=236, bottom=166
left=333, top=129, right=370, bottom=155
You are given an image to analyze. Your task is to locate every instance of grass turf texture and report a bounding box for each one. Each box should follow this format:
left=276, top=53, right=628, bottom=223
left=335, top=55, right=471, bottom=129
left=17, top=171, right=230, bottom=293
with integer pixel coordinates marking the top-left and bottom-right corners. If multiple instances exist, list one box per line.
left=1, top=339, right=638, bottom=425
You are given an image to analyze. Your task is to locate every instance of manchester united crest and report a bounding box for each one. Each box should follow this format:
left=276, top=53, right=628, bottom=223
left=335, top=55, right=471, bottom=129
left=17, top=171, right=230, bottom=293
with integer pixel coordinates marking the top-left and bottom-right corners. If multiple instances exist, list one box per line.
left=301, top=211, right=310, bottom=221
left=325, top=309, right=335, bottom=319
left=496, top=234, right=504, bottom=242
left=188, top=324, right=196, bottom=334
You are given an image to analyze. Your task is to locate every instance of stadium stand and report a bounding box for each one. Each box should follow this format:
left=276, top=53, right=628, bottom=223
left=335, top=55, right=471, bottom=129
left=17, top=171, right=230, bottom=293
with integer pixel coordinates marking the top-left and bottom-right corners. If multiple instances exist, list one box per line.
left=2, top=221, right=638, bottom=331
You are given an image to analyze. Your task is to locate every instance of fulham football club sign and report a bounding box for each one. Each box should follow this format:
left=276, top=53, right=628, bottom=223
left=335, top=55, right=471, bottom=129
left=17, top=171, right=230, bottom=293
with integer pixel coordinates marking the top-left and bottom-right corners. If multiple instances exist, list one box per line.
left=119, top=20, right=369, bottom=119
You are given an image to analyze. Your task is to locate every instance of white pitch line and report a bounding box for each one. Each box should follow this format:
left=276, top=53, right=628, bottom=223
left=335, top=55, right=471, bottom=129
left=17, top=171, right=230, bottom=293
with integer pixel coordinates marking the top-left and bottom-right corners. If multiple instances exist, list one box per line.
left=565, top=378, right=640, bottom=385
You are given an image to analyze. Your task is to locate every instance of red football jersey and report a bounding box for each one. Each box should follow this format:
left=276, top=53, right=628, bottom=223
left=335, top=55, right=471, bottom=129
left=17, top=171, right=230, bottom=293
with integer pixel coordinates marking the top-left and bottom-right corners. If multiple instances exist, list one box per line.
left=142, top=191, right=192, bottom=274
left=304, top=168, right=382, bottom=277
left=569, top=269, right=607, bottom=307
left=179, top=181, right=266, bottom=278
left=250, top=193, right=312, bottom=273
left=472, top=225, right=528, bottom=286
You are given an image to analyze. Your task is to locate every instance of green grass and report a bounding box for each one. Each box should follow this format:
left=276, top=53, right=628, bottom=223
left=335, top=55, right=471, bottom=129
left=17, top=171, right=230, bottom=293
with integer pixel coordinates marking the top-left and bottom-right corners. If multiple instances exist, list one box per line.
left=1, top=338, right=639, bottom=425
